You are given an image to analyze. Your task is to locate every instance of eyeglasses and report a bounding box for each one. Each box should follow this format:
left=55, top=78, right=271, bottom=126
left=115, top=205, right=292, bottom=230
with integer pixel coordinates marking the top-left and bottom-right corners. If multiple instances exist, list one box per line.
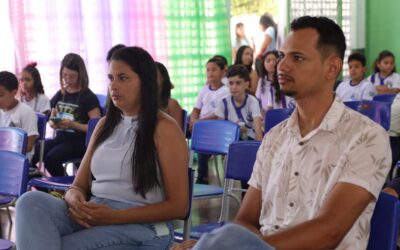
left=62, top=71, right=78, bottom=79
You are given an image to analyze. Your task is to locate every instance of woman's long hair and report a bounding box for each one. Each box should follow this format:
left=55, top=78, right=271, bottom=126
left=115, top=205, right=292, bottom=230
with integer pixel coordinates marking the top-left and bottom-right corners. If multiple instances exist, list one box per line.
left=92, top=46, right=159, bottom=198
left=155, top=62, right=173, bottom=109
left=259, top=51, right=281, bottom=103
left=234, top=45, right=253, bottom=73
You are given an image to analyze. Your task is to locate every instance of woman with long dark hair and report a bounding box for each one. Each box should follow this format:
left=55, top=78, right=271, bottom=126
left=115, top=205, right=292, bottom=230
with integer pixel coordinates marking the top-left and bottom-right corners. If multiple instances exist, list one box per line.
left=234, top=45, right=259, bottom=95
left=16, top=47, right=189, bottom=249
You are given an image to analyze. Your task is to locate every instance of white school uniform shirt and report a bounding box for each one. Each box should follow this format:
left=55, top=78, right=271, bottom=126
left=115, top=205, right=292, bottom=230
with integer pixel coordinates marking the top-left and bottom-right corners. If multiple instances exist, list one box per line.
left=215, top=94, right=262, bottom=139
left=194, top=84, right=230, bottom=119
left=20, top=93, right=51, bottom=113
left=0, top=100, right=38, bottom=159
left=368, top=72, right=400, bottom=88
left=389, top=93, right=400, bottom=137
left=255, top=76, right=292, bottom=112
left=335, top=78, right=376, bottom=101
left=248, top=97, right=391, bottom=250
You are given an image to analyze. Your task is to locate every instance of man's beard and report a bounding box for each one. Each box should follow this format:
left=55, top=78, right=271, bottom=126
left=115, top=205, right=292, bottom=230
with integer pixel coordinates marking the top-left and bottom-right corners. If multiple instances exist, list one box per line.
left=281, top=89, right=297, bottom=97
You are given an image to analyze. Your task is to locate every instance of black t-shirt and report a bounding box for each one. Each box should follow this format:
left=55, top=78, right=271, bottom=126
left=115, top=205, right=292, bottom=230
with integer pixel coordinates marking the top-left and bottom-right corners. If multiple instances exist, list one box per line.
left=51, top=88, right=100, bottom=136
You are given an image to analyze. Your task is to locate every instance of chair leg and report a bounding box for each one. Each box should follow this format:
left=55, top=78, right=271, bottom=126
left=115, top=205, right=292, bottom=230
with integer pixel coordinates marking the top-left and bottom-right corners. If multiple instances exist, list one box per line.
left=213, top=156, right=222, bottom=187
left=6, top=207, right=12, bottom=225
left=183, top=213, right=192, bottom=241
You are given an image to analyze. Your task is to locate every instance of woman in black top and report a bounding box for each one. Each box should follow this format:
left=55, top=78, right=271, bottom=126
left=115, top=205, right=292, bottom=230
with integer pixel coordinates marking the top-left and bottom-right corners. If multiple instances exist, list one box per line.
left=31, top=53, right=101, bottom=176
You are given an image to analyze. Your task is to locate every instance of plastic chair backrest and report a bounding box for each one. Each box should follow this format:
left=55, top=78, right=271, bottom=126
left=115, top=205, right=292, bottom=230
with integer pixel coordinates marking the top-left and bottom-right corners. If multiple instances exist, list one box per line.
left=191, top=120, right=240, bottom=155
left=182, top=109, right=188, bottom=135
left=95, top=93, right=107, bottom=116
left=85, top=118, right=100, bottom=147
left=225, top=141, right=261, bottom=181
left=36, top=112, right=47, bottom=141
left=373, top=93, right=397, bottom=104
left=0, top=127, right=28, bottom=154
left=264, top=108, right=293, bottom=133
left=367, top=192, right=400, bottom=250
left=344, top=100, right=391, bottom=130
left=0, top=150, right=29, bottom=197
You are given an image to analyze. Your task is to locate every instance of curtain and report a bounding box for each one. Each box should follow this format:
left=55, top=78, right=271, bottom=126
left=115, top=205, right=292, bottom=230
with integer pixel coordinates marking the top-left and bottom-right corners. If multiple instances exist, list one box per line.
left=3, top=0, right=231, bottom=111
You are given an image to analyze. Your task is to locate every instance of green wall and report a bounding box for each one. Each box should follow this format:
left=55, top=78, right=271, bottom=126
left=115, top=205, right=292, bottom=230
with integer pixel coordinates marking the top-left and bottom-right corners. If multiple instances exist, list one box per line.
left=366, top=0, right=400, bottom=74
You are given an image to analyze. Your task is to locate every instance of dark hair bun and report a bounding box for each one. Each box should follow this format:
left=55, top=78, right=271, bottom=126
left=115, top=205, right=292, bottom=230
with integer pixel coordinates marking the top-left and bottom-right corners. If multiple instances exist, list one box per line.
left=26, top=61, right=37, bottom=68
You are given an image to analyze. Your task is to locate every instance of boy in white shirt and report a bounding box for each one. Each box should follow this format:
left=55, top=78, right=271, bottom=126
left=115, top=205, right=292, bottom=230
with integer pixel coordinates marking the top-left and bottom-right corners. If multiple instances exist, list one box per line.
left=336, top=53, right=376, bottom=101
left=0, top=71, right=38, bottom=160
left=215, top=64, right=263, bottom=141
left=189, top=57, right=230, bottom=184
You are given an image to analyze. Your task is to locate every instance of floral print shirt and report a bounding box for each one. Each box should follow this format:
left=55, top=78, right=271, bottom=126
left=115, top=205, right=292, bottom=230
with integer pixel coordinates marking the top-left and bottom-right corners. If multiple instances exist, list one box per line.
left=249, top=97, right=391, bottom=249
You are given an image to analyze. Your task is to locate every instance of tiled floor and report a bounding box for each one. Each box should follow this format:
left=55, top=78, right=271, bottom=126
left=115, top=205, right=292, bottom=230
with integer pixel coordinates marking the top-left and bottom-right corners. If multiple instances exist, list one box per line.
left=0, top=158, right=240, bottom=246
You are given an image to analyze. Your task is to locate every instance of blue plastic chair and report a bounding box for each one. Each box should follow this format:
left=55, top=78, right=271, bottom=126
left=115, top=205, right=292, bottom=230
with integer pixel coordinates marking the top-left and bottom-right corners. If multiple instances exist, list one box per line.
left=28, top=118, right=100, bottom=191
left=344, top=100, right=391, bottom=130
left=174, top=168, right=194, bottom=242
left=0, top=127, right=28, bottom=154
left=373, top=93, right=397, bottom=104
left=175, top=141, right=261, bottom=240
left=367, top=192, right=400, bottom=250
left=0, top=151, right=29, bottom=225
left=36, top=112, right=47, bottom=172
left=0, top=239, right=14, bottom=250
left=96, top=93, right=107, bottom=116
left=264, top=108, right=293, bottom=133
left=191, top=120, right=240, bottom=193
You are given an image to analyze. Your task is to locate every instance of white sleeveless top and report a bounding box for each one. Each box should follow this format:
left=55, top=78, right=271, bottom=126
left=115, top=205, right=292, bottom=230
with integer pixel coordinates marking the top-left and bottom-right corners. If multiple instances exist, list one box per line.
left=91, top=115, right=164, bottom=205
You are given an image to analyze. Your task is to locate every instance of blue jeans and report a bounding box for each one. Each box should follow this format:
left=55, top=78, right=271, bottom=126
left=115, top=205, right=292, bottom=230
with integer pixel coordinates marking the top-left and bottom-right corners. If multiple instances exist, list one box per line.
left=192, top=223, right=275, bottom=250
left=16, top=191, right=173, bottom=250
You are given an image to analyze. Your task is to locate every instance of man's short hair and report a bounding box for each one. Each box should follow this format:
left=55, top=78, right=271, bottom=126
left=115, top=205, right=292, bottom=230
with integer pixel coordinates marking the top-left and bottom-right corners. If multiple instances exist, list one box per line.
left=348, top=53, right=366, bottom=66
left=290, top=16, right=346, bottom=61
left=226, top=64, right=250, bottom=82
left=212, top=55, right=228, bottom=68
left=0, top=71, right=18, bottom=91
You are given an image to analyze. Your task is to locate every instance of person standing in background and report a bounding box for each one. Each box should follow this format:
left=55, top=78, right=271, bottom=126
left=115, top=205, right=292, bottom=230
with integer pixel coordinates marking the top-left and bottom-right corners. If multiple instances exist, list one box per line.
left=255, top=13, right=277, bottom=60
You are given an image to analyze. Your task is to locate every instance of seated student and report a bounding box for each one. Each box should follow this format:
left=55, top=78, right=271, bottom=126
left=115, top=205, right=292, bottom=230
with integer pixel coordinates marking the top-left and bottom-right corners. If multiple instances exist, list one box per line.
left=174, top=16, right=391, bottom=250
left=189, top=57, right=230, bottom=184
left=16, top=47, right=189, bottom=250
left=18, top=62, right=51, bottom=116
left=30, top=53, right=101, bottom=176
left=255, top=50, right=292, bottom=114
left=0, top=71, right=38, bottom=160
left=156, top=61, right=183, bottom=130
left=215, top=64, right=263, bottom=141
left=212, top=55, right=229, bottom=86
left=368, top=50, right=400, bottom=94
left=336, top=53, right=376, bottom=101
left=234, top=45, right=259, bottom=95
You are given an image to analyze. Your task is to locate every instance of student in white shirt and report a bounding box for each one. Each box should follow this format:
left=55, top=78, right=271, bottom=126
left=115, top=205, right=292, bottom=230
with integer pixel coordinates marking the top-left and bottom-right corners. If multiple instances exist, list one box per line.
left=189, top=57, right=230, bottom=184
left=368, top=50, right=400, bottom=94
left=18, top=62, right=51, bottom=115
left=0, top=71, right=38, bottom=159
left=215, top=64, right=263, bottom=141
left=336, top=53, right=376, bottom=101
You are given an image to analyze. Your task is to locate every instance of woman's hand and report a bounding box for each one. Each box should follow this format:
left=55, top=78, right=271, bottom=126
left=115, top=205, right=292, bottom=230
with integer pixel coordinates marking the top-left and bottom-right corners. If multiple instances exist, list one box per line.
left=79, top=202, right=118, bottom=226
left=58, top=119, right=75, bottom=130
left=64, top=188, right=91, bottom=228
